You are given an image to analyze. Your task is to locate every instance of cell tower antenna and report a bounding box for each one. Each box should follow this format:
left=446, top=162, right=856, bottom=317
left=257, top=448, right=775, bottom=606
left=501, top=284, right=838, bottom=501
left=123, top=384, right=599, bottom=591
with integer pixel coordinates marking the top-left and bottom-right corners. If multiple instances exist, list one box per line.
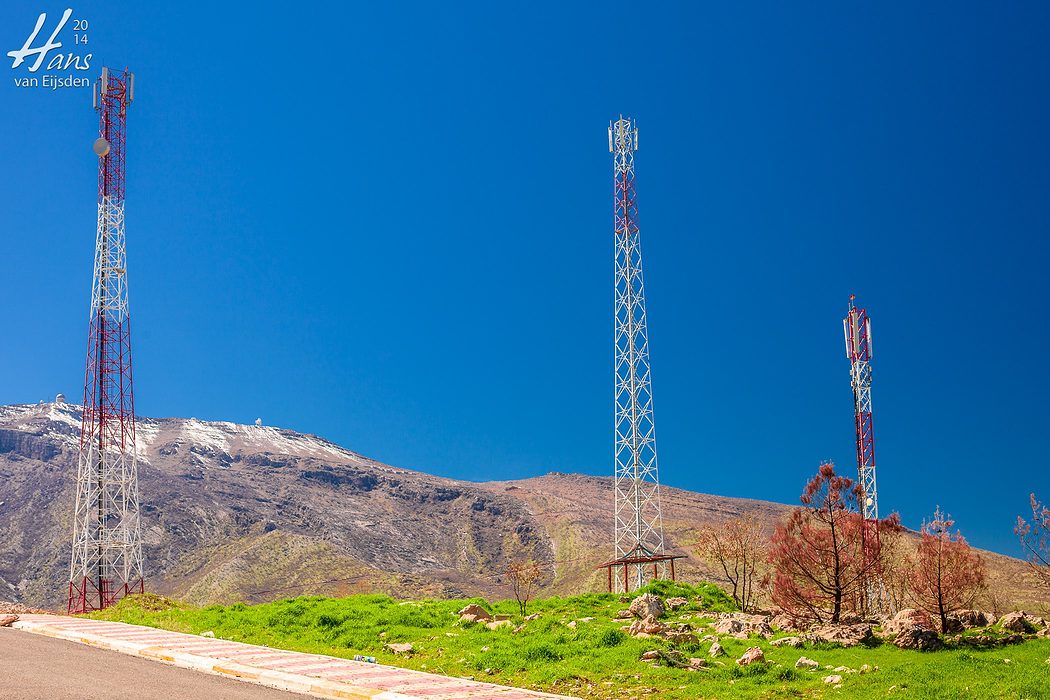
left=843, top=295, right=889, bottom=616
left=596, top=117, right=681, bottom=593
left=68, top=67, right=145, bottom=613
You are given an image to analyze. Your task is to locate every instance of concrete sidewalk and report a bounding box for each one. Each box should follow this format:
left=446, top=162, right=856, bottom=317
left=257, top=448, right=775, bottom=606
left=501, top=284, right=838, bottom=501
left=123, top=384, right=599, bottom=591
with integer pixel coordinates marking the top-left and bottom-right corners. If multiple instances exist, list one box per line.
left=13, top=614, right=575, bottom=700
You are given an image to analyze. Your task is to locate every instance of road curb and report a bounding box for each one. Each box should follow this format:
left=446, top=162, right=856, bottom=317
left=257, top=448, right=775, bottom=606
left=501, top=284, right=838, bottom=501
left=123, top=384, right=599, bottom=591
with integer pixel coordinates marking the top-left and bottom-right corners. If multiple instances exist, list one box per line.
left=12, top=615, right=571, bottom=700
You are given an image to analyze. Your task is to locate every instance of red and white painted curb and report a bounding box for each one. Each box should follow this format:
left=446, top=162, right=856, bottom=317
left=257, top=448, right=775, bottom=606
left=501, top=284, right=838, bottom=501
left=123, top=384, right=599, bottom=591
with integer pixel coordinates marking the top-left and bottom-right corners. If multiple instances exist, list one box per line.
left=13, top=615, right=575, bottom=700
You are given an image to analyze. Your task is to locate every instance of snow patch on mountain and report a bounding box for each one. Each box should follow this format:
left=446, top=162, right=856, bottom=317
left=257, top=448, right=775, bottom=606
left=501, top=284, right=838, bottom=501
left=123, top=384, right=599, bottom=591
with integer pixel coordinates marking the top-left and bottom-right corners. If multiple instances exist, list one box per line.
left=0, top=403, right=364, bottom=465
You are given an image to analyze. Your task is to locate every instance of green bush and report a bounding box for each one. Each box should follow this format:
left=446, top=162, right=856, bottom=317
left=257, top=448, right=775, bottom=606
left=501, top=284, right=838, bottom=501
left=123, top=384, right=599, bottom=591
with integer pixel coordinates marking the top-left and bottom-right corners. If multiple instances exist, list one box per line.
left=316, top=612, right=344, bottom=628
left=522, top=644, right=563, bottom=662
left=595, top=628, right=626, bottom=648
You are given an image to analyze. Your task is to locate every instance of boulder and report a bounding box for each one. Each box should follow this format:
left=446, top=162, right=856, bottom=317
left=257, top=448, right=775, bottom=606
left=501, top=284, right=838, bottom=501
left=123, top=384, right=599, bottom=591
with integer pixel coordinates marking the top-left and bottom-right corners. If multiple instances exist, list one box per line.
left=385, top=643, right=413, bottom=654
left=486, top=620, right=513, bottom=630
left=714, top=613, right=774, bottom=639
left=640, top=650, right=660, bottom=661
left=795, top=656, right=819, bottom=670
left=948, top=633, right=1023, bottom=648
left=626, top=615, right=668, bottom=638
left=613, top=609, right=633, bottom=620
left=663, top=629, right=700, bottom=645
left=881, top=609, right=934, bottom=636
left=708, top=641, right=725, bottom=658
left=200, top=630, right=215, bottom=638
left=665, top=597, right=689, bottom=611
left=771, top=636, right=803, bottom=648
left=458, top=604, right=492, bottom=623
left=0, top=615, right=17, bottom=627
left=687, top=657, right=707, bottom=671
left=823, top=675, right=843, bottom=685
left=804, top=623, right=874, bottom=648
left=999, top=611, right=1038, bottom=633
left=771, top=613, right=807, bottom=632
left=949, top=609, right=994, bottom=629
left=629, top=593, right=665, bottom=620
left=894, top=626, right=943, bottom=651
left=736, top=647, right=765, bottom=666
left=524, top=613, right=542, bottom=621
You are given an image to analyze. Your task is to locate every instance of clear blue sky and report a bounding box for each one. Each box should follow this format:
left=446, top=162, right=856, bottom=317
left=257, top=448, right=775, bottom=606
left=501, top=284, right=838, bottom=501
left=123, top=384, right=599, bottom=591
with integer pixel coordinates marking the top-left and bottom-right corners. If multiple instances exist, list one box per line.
left=2, top=2, right=1047, bottom=558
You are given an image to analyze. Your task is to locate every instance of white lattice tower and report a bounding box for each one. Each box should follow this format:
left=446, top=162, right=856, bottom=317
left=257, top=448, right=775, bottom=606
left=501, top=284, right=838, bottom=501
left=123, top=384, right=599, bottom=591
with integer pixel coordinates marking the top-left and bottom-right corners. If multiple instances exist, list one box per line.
left=610, top=116, right=666, bottom=592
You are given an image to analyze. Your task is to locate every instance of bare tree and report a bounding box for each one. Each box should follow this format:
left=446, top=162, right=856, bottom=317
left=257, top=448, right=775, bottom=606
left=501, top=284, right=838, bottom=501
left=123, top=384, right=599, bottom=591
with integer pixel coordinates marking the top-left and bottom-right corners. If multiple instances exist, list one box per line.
left=878, top=518, right=912, bottom=613
left=695, top=515, right=764, bottom=612
left=1016, top=493, right=1050, bottom=589
left=981, top=585, right=1008, bottom=617
left=505, top=560, right=543, bottom=617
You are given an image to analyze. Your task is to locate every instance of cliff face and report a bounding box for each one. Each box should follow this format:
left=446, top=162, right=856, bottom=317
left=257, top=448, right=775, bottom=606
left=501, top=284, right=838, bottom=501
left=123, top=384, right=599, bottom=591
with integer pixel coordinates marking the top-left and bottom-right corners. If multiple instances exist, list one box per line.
left=0, top=403, right=1045, bottom=612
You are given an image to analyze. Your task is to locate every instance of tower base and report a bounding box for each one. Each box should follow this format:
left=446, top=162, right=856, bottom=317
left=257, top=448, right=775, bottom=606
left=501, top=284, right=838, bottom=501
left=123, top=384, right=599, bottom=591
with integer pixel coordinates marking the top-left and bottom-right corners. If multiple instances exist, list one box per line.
left=68, top=576, right=144, bottom=614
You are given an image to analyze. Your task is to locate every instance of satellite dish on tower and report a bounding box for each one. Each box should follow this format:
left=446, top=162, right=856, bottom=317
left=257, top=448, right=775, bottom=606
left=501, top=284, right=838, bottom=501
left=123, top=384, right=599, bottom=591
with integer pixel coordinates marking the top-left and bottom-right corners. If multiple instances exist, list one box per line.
left=93, top=138, right=111, bottom=157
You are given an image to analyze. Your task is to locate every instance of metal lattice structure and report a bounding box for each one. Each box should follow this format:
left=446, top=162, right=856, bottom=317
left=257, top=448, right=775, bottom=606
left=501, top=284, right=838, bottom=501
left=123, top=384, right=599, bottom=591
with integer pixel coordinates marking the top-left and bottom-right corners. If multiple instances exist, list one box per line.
left=607, top=116, right=668, bottom=592
left=68, top=67, right=144, bottom=614
left=843, top=294, right=888, bottom=615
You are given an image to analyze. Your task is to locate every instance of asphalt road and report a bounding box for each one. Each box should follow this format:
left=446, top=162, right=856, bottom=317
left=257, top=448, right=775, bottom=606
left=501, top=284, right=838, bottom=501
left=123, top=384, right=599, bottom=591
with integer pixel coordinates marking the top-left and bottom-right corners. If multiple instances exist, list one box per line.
left=0, top=627, right=308, bottom=699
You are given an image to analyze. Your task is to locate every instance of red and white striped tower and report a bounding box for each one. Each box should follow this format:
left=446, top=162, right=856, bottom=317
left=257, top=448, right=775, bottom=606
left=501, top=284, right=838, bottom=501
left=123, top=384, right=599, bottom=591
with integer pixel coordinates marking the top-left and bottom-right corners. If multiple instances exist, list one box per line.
left=68, top=67, right=144, bottom=614
left=843, top=294, right=886, bottom=615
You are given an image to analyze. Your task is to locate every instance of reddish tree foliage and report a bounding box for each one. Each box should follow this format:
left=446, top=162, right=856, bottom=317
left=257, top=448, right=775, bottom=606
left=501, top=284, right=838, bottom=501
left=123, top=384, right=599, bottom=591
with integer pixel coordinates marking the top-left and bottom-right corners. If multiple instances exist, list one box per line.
left=909, top=507, right=986, bottom=633
left=768, top=462, right=886, bottom=623
left=1015, top=493, right=1050, bottom=589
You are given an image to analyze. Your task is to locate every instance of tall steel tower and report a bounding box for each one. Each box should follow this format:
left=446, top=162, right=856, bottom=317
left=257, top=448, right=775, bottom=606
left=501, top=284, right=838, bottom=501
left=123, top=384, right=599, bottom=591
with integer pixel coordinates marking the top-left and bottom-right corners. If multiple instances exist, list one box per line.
left=68, top=67, right=144, bottom=614
left=608, top=116, right=668, bottom=592
left=843, top=294, right=886, bottom=615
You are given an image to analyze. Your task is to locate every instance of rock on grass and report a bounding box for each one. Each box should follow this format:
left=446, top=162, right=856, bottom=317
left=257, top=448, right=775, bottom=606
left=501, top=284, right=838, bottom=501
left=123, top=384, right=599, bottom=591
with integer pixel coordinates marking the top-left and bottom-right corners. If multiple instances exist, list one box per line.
left=736, top=647, right=765, bottom=666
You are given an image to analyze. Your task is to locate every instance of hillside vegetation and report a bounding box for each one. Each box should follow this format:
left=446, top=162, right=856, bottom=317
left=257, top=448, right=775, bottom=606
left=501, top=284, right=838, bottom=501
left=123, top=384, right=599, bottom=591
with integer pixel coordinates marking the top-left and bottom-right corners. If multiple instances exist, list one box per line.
left=91, top=585, right=1050, bottom=699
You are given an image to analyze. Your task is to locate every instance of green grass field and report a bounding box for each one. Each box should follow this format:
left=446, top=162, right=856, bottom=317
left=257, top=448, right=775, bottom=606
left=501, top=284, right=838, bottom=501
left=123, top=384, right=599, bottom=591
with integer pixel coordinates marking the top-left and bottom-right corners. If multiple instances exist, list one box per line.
left=90, top=583, right=1050, bottom=699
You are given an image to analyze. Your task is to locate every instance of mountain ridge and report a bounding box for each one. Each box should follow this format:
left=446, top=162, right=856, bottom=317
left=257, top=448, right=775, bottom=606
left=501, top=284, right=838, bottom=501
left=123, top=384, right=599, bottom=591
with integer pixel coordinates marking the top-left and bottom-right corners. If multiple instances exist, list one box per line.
left=0, top=402, right=1044, bottom=612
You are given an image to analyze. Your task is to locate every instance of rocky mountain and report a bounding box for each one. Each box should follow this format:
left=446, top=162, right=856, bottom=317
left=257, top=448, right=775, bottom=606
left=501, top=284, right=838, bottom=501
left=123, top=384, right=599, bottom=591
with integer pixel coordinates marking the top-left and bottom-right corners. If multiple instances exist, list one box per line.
left=0, top=402, right=1045, bottom=612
